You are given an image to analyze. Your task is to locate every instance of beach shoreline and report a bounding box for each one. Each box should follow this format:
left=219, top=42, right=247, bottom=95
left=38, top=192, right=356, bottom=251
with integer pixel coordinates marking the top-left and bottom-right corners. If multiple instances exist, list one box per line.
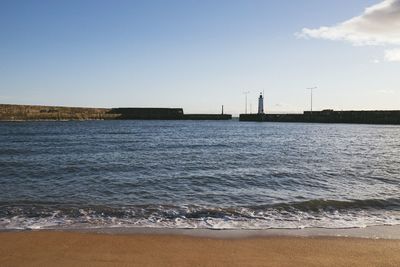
left=1, top=230, right=400, bottom=267
left=70, top=224, right=400, bottom=239
left=3, top=224, right=400, bottom=239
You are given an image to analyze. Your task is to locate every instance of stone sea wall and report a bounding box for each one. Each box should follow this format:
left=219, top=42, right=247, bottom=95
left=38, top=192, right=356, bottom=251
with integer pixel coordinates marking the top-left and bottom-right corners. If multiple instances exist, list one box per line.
left=239, top=110, right=400, bottom=125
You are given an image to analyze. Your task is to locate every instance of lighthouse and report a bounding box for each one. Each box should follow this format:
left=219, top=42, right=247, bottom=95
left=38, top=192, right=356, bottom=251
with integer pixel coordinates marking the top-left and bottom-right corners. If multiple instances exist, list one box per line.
left=258, top=93, right=264, bottom=114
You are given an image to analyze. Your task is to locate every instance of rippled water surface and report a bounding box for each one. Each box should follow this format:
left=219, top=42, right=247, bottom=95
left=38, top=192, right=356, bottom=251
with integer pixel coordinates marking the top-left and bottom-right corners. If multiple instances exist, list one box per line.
left=1, top=120, right=399, bottom=229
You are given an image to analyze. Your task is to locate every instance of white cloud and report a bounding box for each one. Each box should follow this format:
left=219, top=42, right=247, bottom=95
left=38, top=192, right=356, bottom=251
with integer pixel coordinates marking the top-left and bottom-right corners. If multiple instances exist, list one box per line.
left=384, top=48, right=400, bottom=61
left=298, top=0, right=400, bottom=46
left=377, top=89, right=396, bottom=94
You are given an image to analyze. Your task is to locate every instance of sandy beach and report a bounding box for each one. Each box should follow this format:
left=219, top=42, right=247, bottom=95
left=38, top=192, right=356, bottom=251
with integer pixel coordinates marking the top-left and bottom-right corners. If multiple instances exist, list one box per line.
left=1, top=231, right=400, bottom=267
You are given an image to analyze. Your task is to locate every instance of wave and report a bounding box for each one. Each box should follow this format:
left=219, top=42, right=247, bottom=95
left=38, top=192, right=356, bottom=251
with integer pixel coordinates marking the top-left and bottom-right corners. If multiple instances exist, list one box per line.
left=269, top=198, right=400, bottom=211
left=1, top=198, right=400, bottom=230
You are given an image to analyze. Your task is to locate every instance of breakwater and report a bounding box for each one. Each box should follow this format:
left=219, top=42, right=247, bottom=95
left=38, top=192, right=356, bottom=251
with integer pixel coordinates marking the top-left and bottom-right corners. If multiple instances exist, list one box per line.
left=183, top=114, right=232, bottom=120
left=108, top=108, right=232, bottom=120
left=0, top=104, right=231, bottom=121
left=110, top=108, right=184, bottom=120
left=239, top=110, right=400, bottom=125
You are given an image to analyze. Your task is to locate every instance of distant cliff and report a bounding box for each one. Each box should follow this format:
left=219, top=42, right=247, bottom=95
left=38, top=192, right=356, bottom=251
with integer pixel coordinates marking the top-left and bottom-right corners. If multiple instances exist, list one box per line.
left=0, top=104, right=116, bottom=121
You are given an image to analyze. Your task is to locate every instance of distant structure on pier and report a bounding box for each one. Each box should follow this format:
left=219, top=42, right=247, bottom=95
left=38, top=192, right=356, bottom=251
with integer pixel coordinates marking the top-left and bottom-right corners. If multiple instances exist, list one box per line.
left=258, top=93, right=264, bottom=114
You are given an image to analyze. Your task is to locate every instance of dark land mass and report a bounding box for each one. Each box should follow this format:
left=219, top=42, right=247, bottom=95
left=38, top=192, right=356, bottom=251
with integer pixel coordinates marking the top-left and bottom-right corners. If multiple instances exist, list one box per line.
left=0, top=104, right=232, bottom=121
left=240, top=109, right=400, bottom=125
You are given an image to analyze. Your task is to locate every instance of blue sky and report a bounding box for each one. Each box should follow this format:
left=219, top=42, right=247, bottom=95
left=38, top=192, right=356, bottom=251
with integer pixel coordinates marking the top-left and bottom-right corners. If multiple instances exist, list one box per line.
left=1, top=0, right=399, bottom=114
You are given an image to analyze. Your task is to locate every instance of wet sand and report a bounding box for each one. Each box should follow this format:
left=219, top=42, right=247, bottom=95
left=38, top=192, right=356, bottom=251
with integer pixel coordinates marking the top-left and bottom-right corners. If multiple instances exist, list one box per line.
left=1, top=231, right=400, bottom=266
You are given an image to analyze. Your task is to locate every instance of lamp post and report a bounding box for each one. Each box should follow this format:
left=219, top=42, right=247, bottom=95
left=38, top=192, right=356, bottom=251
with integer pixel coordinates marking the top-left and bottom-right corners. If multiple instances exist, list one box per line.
left=243, top=91, right=250, bottom=114
left=307, top=87, right=317, bottom=113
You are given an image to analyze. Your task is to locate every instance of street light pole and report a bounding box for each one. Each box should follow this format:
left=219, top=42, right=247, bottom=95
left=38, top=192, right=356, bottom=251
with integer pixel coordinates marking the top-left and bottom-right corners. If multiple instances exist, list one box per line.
left=307, top=87, right=317, bottom=113
left=243, top=91, right=250, bottom=114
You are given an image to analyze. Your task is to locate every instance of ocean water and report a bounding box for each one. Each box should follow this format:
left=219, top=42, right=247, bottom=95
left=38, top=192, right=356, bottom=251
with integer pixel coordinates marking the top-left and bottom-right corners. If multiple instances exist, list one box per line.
left=0, top=120, right=399, bottom=230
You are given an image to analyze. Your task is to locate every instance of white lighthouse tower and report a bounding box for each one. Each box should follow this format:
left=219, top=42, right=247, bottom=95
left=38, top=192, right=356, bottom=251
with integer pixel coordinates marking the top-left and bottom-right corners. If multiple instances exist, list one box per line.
left=258, top=92, right=264, bottom=114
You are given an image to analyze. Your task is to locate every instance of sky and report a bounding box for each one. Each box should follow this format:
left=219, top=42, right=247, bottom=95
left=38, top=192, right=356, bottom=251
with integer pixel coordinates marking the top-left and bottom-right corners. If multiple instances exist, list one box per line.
left=1, top=0, right=399, bottom=114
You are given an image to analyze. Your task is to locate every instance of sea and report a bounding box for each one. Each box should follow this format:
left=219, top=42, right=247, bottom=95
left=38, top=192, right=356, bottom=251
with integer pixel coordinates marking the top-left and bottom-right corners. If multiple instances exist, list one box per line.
left=1, top=120, right=399, bottom=230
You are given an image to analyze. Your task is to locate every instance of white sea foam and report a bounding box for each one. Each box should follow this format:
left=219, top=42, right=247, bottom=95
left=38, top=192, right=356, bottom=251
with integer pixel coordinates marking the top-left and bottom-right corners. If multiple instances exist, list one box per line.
left=1, top=208, right=400, bottom=230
